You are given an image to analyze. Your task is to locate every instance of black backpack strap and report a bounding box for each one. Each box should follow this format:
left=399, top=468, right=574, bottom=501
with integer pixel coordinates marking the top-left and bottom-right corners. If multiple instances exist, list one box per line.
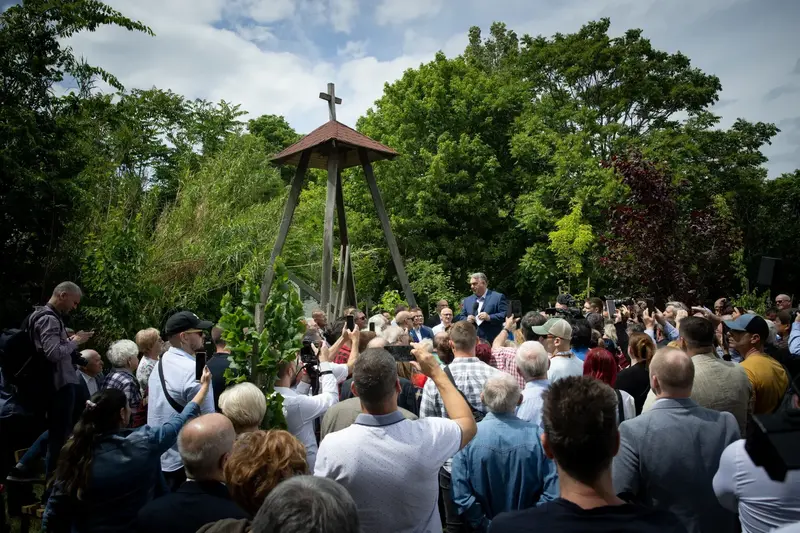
left=444, top=365, right=483, bottom=419
left=158, top=356, right=186, bottom=413
left=24, top=307, right=62, bottom=341
left=615, top=389, right=625, bottom=424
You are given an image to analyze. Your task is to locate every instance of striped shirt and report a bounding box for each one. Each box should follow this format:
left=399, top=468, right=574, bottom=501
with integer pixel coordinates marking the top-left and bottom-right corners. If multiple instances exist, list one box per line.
left=420, top=357, right=501, bottom=419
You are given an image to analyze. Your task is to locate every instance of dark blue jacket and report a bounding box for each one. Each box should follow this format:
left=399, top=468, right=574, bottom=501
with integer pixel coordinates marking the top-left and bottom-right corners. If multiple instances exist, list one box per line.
left=455, top=290, right=508, bottom=341
left=42, top=402, right=201, bottom=533
left=410, top=326, right=435, bottom=343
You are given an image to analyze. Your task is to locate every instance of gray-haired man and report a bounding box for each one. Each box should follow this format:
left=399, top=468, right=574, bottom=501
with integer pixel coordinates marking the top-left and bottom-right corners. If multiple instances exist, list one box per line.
left=315, top=346, right=477, bottom=533
left=451, top=374, right=558, bottom=531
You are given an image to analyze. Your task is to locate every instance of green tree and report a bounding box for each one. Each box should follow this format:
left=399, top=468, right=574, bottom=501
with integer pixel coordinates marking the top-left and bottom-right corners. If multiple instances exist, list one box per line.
left=218, top=260, right=305, bottom=429
left=0, top=0, right=151, bottom=324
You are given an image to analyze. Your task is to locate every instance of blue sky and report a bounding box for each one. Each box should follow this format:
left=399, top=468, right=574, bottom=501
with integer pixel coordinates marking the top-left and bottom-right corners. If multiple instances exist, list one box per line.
left=26, top=0, right=800, bottom=177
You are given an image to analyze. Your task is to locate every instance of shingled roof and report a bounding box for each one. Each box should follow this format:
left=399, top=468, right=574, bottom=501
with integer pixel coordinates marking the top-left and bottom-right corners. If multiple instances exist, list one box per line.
left=271, top=120, right=399, bottom=169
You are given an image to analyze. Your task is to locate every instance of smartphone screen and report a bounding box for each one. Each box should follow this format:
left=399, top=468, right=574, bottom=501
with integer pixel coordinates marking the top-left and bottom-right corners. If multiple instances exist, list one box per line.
left=369, top=321, right=376, bottom=332
left=385, top=345, right=414, bottom=362
left=605, top=300, right=616, bottom=318
left=645, top=298, right=655, bottom=315
left=508, top=300, right=522, bottom=318
left=346, top=315, right=355, bottom=330
left=195, top=351, right=206, bottom=381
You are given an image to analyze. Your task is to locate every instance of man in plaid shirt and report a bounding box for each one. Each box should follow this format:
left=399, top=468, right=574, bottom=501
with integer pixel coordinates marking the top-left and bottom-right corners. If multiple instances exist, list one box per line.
left=420, top=321, right=501, bottom=532
left=489, top=315, right=526, bottom=389
left=102, top=339, right=146, bottom=427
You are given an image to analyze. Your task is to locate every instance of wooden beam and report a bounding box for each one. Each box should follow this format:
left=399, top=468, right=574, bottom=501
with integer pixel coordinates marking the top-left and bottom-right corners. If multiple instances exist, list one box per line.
left=335, top=165, right=358, bottom=307
left=333, top=245, right=346, bottom=317
left=287, top=271, right=320, bottom=302
left=340, top=245, right=351, bottom=316
left=257, top=150, right=310, bottom=329
left=358, top=148, right=417, bottom=307
left=320, top=148, right=339, bottom=318
left=335, top=167, right=348, bottom=247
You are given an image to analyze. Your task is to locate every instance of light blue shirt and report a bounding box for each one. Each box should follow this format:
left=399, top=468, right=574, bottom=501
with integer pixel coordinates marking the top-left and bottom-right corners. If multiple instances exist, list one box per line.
left=147, top=346, right=215, bottom=472
left=646, top=320, right=679, bottom=345
left=789, top=322, right=800, bottom=358
left=516, top=379, right=550, bottom=426
left=451, top=412, right=559, bottom=532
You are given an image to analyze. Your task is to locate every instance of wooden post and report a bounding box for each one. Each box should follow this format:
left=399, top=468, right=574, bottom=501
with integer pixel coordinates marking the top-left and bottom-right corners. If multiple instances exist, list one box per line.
left=335, top=165, right=357, bottom=308
left=287, top=271, right=321, bottom=302
left=257, top=150, right=310, bottom=331
left=337, top=245, right=351, bottom=317
left=333, top=245, right=346, bottom=317
left=320, top=147, right=339, bottom=318
left=358, top=148, right=417, bottom=307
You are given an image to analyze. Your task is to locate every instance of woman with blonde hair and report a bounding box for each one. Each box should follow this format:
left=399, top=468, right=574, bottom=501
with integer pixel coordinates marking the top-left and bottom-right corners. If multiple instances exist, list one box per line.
left=615, top=332, right=655, bottom=415
left=134, top=328, right=162, bottom=395
left=218, top=382, right=266, bottom=434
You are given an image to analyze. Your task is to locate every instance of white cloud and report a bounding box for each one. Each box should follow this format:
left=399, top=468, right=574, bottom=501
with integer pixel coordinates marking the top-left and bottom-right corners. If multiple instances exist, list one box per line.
left=375, top=0, right=443, bottom=26
left=234, top=0, right=297, bottom=24
left=329, top=0, right=359, bottom=33
left=338, top=40, right=368, bottom=59
left=57, top=0, right=799, bottom=176
left=233, top=24, right=277, bottom=44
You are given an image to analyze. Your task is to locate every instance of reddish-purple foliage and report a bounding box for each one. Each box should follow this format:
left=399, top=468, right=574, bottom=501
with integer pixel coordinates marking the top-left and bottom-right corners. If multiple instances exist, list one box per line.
left=600, top=153, right=740, bottom=302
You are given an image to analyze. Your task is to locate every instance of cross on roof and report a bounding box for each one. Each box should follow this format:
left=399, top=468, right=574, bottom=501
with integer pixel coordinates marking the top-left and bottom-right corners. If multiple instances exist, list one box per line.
left=319, top=82, right=342, bottom=121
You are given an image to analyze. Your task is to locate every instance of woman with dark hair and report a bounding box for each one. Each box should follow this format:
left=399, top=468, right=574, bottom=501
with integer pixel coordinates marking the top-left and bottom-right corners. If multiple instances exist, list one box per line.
left=615, top=332, right=655, bottom=415
left=571, top=321, right=593, bottom=361
left=583, top=348, right=637, bottom=423
left=42, top=368, right=212, bottom=532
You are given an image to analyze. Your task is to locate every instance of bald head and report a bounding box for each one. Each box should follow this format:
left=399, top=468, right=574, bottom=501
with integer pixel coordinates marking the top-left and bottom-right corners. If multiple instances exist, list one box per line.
left=80, top=349, right=103, bottom=377
left=395, top=311, right=413, bottom=329
left=178, top=413, right=236, bottom=481
left=367, top=336, right=387, bottom=349
left=649, top=347, right=694, bottom=398
left=515, top=341, right=549, bottom=381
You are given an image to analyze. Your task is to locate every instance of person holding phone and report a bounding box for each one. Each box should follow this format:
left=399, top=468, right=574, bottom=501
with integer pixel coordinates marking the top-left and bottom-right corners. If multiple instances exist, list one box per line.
left=275, top=327, right=358, bottom=472
left=148, top=311, right=216, bottom=491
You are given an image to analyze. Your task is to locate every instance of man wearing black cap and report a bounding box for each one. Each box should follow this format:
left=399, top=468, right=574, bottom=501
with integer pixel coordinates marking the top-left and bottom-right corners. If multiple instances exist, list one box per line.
left=147, top=311, right=216, bottom=490
left=725, top=314, right=789, bottom=414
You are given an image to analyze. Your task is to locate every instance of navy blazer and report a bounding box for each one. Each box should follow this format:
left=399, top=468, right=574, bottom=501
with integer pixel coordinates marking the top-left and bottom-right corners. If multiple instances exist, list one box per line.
left=410, top=326, right=434, bottom=343
left=455, top=290, right=508, bottom=341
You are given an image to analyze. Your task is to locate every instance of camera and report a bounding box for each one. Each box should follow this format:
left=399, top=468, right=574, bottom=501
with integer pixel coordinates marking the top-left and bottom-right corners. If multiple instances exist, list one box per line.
left=606, top=295, right=635, bottom=307
left=300, top=340, right=318, bottom=365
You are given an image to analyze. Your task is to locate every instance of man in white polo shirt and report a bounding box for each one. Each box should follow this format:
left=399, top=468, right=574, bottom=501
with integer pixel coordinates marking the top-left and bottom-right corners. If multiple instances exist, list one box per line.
left=315, top=346, right=478, bottom=533
left=148, top=310, right=216, bottom=491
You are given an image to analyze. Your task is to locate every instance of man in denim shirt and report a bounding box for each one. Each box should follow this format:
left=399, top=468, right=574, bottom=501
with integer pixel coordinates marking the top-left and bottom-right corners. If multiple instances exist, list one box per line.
left=451, top=374, right=558, bottom=532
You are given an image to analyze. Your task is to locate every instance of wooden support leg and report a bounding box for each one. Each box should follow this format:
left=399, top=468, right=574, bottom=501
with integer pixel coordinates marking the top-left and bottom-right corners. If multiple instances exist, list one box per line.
left=334, top=245, right=346, bottom=318
left=321, top=149, right=339, bottom=319
left=337, top=245, right=351, bottom=317
left=358, top=148, right=417, bottom=308
left=334, top=167, right=358, bottom=308
left=257, top=150, right=310, bottom=330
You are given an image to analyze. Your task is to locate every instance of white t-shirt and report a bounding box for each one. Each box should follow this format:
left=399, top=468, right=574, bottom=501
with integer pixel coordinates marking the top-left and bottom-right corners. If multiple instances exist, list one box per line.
left=618, top=389, right=637, bottom=423
left=315, top=411, right=462, bottom=533
left=547, top=354, right=584, bottom=382
left=713, top=439, right=800, bottom=533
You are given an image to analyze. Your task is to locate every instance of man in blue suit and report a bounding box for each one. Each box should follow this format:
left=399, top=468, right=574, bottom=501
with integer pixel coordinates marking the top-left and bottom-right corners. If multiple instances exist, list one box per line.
left=409, top=307, right=434, bottom=343
left=455, top=272, right=508, bottom=342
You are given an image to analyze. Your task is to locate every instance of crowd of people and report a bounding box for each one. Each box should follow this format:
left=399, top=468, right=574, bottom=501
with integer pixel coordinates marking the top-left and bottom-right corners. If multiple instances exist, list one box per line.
left=0, top=275, right=798, bottom=533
